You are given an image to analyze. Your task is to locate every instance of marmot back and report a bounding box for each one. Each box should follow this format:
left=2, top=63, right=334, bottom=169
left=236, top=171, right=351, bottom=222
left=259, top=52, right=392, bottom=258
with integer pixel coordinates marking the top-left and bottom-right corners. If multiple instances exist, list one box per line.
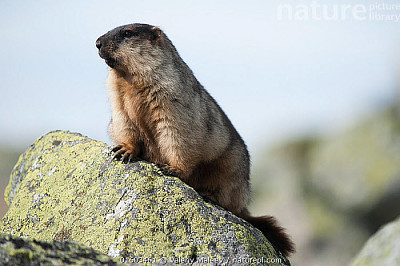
left=96, top=23, right=294, bottom=256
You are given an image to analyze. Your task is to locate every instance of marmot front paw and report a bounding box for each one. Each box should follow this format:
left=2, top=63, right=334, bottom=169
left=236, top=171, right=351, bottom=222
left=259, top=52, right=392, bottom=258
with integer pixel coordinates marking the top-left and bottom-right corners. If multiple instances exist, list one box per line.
left=111, top=144, right=137, bottom=163
left=155, top=163, right=181, bottom=177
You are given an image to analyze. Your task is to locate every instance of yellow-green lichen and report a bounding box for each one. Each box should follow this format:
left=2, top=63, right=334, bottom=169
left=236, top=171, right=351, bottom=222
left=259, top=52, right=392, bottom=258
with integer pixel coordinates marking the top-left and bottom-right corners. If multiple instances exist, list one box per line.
left=1, top=131, right=289, bottom=265
left=0, top=233, right=121, bottom=265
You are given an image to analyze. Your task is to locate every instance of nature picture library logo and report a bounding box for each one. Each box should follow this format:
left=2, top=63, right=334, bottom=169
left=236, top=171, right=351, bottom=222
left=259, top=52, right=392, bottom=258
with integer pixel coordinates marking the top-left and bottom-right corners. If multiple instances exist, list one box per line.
left=277, top=1, right=400, bottom=22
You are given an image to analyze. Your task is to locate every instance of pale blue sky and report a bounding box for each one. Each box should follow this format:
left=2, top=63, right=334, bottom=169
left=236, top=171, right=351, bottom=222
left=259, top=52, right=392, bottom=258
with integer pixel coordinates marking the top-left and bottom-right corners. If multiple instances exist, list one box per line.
left=1, top=0, right=399, bottom=155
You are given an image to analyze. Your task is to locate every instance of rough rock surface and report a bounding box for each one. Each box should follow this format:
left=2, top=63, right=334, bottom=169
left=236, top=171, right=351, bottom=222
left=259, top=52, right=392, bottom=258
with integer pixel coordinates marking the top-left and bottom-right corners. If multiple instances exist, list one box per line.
left=351, top=216, right=400, bottom=266
left=1, top=130, right=289, bottom=265
left=0, top=233, right=120, bottom=265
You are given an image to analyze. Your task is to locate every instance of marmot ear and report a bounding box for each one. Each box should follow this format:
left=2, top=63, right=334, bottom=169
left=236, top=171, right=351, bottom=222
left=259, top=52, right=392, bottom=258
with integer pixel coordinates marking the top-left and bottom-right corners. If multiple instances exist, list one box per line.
left=151, top=26, right=163, bottom=45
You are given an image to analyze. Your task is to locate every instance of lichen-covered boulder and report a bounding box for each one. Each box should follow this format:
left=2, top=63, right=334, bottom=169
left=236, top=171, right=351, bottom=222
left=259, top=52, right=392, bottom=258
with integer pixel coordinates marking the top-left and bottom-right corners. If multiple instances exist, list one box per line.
left=350, top=216, right=400, bottom=266
left=1, top=130, right=289, bottom=265
left=0, top=233, right=121, bottom=265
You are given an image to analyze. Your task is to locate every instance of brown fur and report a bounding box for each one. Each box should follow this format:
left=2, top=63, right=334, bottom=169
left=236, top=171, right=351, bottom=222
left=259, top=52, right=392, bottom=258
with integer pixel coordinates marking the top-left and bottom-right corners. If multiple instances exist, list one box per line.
left=96, top=23, right=294, bottom=256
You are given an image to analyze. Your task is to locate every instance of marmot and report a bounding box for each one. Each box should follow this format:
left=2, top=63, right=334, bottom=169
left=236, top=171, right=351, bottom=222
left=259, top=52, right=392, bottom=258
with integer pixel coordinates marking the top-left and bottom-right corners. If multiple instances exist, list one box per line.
left=96, top=23, right=294, bottom=256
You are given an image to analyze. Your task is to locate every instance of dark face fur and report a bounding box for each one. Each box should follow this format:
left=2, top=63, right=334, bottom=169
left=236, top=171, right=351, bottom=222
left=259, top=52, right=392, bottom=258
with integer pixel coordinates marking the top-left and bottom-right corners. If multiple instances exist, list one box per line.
left=96, top=23, right=164, bottom=72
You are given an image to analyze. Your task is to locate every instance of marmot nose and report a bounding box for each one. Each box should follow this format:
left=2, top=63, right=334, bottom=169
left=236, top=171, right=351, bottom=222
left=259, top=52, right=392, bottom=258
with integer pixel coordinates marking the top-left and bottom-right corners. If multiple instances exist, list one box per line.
left=96, top=38, right=102, bottom=49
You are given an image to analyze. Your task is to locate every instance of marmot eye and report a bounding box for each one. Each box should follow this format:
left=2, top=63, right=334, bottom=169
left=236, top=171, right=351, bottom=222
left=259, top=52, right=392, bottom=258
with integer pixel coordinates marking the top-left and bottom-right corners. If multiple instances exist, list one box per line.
left=123, top=30, right=139, bottom=37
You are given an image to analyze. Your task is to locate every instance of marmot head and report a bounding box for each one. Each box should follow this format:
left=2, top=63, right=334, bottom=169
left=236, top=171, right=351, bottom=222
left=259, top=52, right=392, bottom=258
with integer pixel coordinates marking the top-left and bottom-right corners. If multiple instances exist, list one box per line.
left=96, top=23, right=169, bottom=75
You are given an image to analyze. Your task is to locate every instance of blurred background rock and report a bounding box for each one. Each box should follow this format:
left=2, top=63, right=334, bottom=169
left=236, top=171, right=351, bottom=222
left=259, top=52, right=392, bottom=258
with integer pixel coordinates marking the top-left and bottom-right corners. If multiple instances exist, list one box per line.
left=1, top=1, right=400, bottom=265
left=251, top=102, right=400, bottom=265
